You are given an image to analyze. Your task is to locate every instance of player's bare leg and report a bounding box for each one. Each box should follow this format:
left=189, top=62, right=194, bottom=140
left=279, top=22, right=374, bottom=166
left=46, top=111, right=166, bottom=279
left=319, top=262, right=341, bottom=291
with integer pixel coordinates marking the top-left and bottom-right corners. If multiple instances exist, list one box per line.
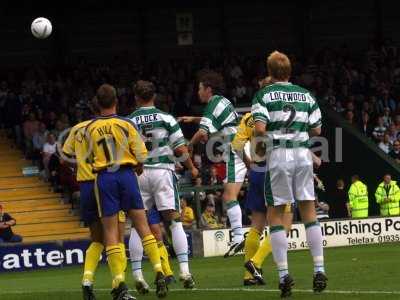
left=223, top=182, right=245, bottom=257
left=267, top=205, right=294, bottom=298
left=298, top=201, right=327, bottom=293
left=282, top=211, right=293, bottom=233
left=160, top=210, right=194, bottom=289
left=128, top=209, right=167, bottom=298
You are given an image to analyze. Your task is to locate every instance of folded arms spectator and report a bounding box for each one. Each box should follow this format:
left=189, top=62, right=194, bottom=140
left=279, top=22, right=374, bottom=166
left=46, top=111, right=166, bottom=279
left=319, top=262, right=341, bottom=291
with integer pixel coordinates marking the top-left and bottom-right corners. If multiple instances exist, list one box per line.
left=0, top=205, right=22, bottom=243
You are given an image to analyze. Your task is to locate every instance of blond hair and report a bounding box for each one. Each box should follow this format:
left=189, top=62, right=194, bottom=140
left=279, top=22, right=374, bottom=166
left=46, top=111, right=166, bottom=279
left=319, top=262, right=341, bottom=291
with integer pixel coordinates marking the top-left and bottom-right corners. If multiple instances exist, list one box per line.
left=267, top=51, right=291, bottom=81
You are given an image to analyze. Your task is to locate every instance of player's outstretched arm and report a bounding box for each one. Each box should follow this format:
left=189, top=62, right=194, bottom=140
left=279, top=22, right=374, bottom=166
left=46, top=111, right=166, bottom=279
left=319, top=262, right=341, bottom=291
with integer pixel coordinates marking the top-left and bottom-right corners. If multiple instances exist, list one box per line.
left=174, top=145, right=199, bottom=178
left=309, top=126, right=322, bottom=137
left=177, top=116, right=202, bottom=124
left=189, top=128, right=208, bottom=147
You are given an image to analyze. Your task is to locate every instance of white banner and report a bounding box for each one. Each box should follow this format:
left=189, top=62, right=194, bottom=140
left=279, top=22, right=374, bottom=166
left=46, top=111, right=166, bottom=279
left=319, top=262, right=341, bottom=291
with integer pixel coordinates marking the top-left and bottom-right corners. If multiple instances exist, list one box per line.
left=202, top=217, right=400, bottom=257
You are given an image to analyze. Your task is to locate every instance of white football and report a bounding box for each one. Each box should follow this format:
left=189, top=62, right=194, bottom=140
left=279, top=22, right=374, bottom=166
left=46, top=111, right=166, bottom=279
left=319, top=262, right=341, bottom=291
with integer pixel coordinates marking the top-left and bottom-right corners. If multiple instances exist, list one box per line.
left=31, top=17, right=52, bottom=39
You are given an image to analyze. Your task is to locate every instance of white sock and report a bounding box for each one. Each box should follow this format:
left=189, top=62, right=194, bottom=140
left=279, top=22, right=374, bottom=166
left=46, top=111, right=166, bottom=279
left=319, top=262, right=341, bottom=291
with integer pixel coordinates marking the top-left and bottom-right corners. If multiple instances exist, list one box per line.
left=170, top=221, right=190, bottom=275
left=226, top=201, right=244, bottom=244
left=305, top=221, right=325, bottom=274
left=129, top=228, right=144, bottom=280
left=270, top=226, right=289, bottom=283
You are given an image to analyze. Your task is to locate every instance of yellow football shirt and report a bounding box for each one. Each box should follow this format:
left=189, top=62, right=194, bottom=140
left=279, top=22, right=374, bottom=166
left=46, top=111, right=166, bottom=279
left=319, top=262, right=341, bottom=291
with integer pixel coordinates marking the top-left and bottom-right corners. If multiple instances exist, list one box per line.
left=232, top=112, right=266, bottom=161
left=231, top=112, right=253, bottom=152
left=62, top=120, right=94, bottom=182
left=85, top=115, right=148, bottom=171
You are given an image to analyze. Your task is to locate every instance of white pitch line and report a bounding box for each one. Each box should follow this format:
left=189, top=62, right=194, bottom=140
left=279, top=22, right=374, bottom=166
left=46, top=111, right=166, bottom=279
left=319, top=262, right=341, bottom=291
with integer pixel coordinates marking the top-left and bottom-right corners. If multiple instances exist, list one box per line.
left=0, top=288, right=399, bottom=295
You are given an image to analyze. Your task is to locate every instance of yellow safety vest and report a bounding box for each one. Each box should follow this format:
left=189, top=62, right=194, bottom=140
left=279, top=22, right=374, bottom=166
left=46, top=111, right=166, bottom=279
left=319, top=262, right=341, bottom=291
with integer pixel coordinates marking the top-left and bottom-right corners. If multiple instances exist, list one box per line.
left=348, top=181, right=369, bottom=218
left=375, top=181, right=400, bottom=216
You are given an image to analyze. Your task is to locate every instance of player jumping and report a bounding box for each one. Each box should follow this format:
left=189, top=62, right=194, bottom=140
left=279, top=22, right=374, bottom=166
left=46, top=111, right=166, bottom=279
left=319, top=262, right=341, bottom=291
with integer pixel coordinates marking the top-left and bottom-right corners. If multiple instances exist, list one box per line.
left=252, top=51, right=327, bottom=298
left=179, top=71, right=247, bottom=257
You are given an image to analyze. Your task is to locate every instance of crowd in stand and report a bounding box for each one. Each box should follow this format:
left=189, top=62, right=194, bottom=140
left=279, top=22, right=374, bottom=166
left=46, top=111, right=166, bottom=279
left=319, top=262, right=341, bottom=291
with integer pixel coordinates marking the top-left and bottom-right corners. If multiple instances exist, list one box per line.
left=1, top=42, right=400, bottom=227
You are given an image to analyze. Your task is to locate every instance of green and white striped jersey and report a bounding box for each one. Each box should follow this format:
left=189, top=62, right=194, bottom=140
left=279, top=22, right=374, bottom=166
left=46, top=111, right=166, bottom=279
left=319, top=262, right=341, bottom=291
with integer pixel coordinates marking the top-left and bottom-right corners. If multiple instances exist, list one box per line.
left=129, top=106, right=186, bottom=170
left=199, top=95, right=239, bottom=141
left=251, top=82, right=322, bottom=148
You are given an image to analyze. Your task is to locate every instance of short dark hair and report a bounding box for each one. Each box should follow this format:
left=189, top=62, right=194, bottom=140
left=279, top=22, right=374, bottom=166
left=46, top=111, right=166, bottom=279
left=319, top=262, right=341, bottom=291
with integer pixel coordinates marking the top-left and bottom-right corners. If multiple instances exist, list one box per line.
left=133, top=80, right=156, bottom=101
left=96, top=84, right=117, bottom=109
left=198, top=70, right=225, bottom=95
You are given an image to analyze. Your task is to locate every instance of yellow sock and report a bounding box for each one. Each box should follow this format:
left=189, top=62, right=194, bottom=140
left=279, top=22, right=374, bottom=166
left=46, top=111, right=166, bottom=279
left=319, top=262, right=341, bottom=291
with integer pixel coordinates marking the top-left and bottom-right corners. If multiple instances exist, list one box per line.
left=119, top=242, right=127, bottom=272
left=251, top=235, right=273, bottom=268
left=244, top=227, right=261, bottom=279
left=142, top=235, right=163, bottom=274
left=82, top=242, right=104, bottom=285
left=158, top=241, right=173, bottom=276
left=106, top=245, right=126, bottom=289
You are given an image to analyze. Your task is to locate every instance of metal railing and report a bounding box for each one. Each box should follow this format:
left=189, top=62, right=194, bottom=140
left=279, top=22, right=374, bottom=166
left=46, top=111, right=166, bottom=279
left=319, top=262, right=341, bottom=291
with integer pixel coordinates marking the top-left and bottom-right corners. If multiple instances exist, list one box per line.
left=180, top=183, right=248, bottom=228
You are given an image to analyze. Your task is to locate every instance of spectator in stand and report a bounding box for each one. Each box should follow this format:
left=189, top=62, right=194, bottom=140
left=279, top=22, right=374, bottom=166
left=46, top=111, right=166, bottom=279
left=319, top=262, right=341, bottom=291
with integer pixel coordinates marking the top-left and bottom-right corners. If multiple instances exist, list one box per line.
left=232, top=78, right=247, bottom=104
left=23, top=112, right=40, bottom=157
left=334, top=101, right=345, bottom=113
left=358, top=112, right=373, bottom=137
left=344, top=110, right=356, bottom=126
left=372, top=116, right=387, bottom=143
left=382, top=107, right=392, bottom=128
left=378, top=133, right=392, bottom=154
left=378, top=89, right=396, bottom=113
left=48, top=149, right=63, bottom=192
left=207, top=166, right=223, bottom=186
left=328, top=179, right=350, bottom=219
left=45, top=111, right=58, bottom=131
left=32, top=122, right=48, bottom=165
left=387, top=124, right=398, bottom=144
left=211, top=159, right=226, bottom=183
left=42, top=133, right=57, bottom=179
left=375, top=174, right=400, bottom=217
left=0, top=204, right=22, bottom=243
left=393, top=115, right=400, bottom=132
left=389, top=140, right=400, bottom=163
left=52, top=120, right=67, bottom=137
left=200, top=202, right=224, bottom=229
left=193, top=177, right=206, bottom=203
left=368, top=95, right=380, bottom=118
left=181, top=198, right=195, bottom=229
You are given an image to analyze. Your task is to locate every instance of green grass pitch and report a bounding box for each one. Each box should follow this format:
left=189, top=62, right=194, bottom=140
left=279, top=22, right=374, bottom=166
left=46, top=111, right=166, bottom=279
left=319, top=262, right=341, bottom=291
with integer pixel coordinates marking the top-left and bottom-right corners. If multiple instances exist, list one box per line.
left=0, top=243, right=399, bottom=300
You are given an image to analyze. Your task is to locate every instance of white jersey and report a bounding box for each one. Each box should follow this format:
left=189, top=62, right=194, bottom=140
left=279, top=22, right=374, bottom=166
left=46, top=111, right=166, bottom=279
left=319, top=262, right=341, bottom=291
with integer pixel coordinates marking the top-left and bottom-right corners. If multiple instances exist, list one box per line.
left=199, top=95, right=239, bottom=141
left=129, top=106, right=185, bottom=171
left=251, top=82, right=322, bottom=148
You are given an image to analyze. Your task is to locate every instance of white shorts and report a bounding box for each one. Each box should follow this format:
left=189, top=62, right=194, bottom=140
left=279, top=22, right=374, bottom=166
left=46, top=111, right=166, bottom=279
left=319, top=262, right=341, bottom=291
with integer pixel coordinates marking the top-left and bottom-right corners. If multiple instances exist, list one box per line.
left=137, top=168, right=180, bottom=212
left=224, top=149, right=247, bottom=183
left=264, top=148, right=315, bottom=206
